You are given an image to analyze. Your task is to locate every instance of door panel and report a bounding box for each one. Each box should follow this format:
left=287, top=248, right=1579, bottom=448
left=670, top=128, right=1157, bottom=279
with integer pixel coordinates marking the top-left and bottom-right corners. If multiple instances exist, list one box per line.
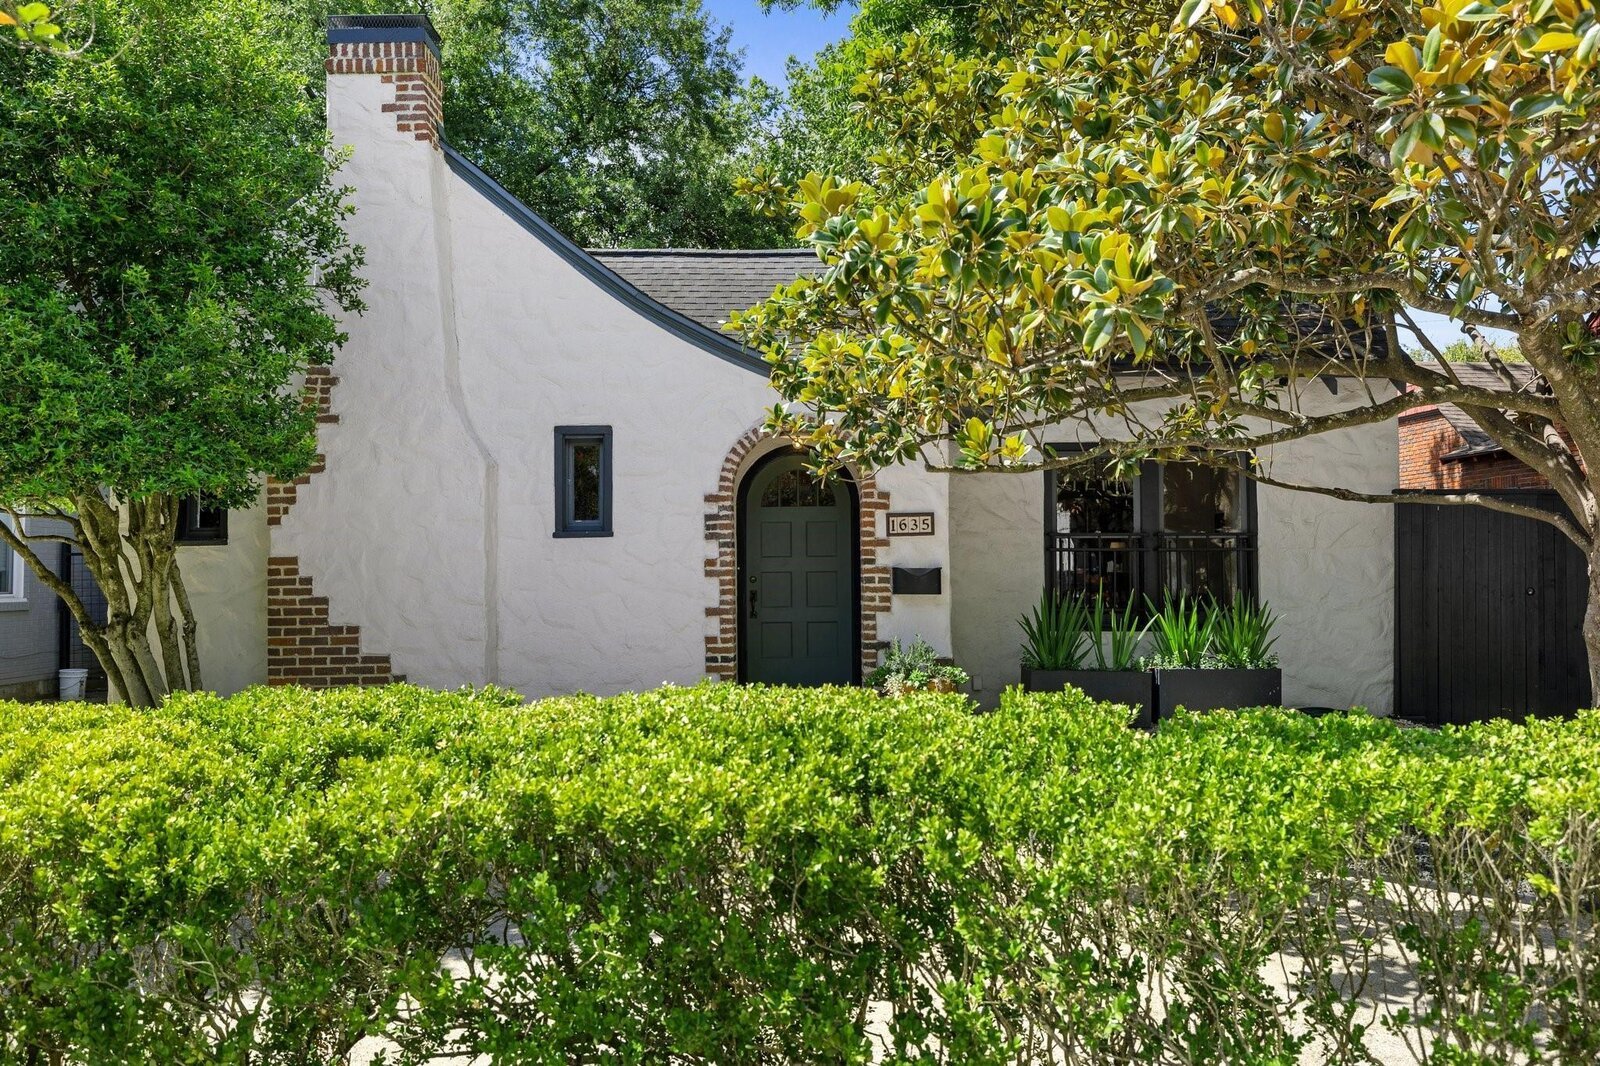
left=741, top=456, right=855, bottom=685
left=1396, top=493, right=1589, bottom=723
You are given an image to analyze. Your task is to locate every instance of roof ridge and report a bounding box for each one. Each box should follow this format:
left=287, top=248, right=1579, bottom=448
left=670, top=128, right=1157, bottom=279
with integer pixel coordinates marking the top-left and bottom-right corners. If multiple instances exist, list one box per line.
left=587, top=247, right=817, bottom=257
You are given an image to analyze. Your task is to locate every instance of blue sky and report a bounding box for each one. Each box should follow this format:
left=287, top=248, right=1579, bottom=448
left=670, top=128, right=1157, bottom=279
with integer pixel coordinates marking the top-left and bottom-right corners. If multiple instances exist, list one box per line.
left=700, top=0, right=849, bottom=85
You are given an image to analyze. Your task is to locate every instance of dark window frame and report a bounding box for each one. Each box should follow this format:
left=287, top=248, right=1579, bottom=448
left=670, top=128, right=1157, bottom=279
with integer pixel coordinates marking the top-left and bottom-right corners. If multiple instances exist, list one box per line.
left=176, top=498, right=229, bottom=546
left=1044, top=445, right=1258, bottom=615
left=553, top=425, right=613, bottom=538
left=0, top=514, right=21, bottom=601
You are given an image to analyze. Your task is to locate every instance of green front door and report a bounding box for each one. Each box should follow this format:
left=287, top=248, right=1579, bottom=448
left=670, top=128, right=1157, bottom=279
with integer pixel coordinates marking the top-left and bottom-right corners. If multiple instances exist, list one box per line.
left=741, top=455, right=855, bottom=685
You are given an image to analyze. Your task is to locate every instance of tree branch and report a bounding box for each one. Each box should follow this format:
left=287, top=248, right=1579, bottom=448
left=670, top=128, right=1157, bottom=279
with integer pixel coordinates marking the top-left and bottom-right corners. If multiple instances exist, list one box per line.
left=1247, top=472, right=1589, bottom=549
left=1193, top=268, right=1522, bottom=331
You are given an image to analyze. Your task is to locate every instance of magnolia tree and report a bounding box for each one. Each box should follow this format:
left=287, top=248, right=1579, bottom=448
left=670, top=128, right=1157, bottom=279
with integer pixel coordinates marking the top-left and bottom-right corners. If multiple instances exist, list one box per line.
left=734, top=0, right=1600, bottom=692
left=1, top=1, right=88, bottom=51
left=0, top=0, right=363, bottom=706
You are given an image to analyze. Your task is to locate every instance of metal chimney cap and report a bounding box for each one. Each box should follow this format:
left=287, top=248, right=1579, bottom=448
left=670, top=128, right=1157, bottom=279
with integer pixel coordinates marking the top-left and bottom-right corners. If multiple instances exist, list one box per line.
left=326, top=14, right=442, bottom=57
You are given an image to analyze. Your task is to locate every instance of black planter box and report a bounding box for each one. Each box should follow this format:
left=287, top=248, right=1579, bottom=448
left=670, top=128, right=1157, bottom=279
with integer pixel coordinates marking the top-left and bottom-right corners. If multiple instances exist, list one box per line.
left=1153, top=668, right=1282, bottom=720
left=1020, top=667, right=1153, bottom=728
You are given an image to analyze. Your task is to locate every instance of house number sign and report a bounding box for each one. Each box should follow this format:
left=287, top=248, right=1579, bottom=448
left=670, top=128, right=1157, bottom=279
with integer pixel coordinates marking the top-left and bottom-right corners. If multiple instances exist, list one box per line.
left=887, top=512, right=935, bottom=537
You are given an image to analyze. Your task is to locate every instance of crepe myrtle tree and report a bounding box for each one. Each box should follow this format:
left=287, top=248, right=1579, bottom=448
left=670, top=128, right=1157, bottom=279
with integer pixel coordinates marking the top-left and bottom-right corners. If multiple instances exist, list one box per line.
left=0, top=0, right=364, bottom=707
left=732, top=0, right=1600, bottom=692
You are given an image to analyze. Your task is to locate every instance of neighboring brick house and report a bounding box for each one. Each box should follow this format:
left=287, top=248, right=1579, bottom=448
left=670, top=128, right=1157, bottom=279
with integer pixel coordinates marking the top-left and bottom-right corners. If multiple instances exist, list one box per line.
left=1398, top=362, right=1561, bottom=491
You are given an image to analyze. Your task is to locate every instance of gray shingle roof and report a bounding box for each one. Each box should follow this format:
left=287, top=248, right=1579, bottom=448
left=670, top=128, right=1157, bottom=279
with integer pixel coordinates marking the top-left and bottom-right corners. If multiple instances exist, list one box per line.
left=1415, top=361, right=1542, bottom=460
left=588, top=249, right=823, bottom=334
left=1436, top=404, right=1500, bottom=458
left=1430, top=360, right=1537, bottom=392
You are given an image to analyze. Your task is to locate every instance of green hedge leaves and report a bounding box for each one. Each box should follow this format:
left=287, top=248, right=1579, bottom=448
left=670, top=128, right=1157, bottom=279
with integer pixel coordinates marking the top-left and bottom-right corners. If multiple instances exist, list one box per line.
left=3, top=684, right=1599, bottom=1063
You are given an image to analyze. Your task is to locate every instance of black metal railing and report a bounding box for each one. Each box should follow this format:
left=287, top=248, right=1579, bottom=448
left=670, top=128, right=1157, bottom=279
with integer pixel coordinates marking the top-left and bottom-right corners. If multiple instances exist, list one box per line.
left=1047, top=532, right=1257, bottom=613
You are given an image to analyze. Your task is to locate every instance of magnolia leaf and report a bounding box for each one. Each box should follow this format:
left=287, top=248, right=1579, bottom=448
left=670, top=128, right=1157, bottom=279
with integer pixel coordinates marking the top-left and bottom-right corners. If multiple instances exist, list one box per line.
left=1421, top=112, right=1447, bottom=149
left=1422, top=25, right=1443, bottom=68
left=1373, top=184, right=1416, bottom=210
left=1578, top=24, right=1600, bottom=64
left=984, top=323, right=1012, bottom=365
left=1390, top=119, right=1422, bottom=167
left=1368, top=66, right=1415, bottom=96
left=1384, top=41, right=1420, bottom=77
left=1511, top=94, right=1566, bottom=120
left=1530, top=31, right=1581, bottom=53
left=1175, top=0, right=1209, bottom=30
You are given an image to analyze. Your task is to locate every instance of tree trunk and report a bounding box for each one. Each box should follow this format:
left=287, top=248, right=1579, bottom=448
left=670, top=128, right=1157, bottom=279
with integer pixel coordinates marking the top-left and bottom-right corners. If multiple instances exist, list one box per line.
left=1, top=494, right=203, bottom=708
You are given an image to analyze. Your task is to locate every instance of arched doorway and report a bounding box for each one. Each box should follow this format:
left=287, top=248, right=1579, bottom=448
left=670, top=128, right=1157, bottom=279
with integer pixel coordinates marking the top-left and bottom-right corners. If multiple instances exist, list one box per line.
left=737, top=450, right=859, bottom=684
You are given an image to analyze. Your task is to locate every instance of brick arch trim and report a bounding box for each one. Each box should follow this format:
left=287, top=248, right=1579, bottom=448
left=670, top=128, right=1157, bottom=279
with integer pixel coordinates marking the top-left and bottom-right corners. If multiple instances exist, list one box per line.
left=703, top=426, right=890, bottom=680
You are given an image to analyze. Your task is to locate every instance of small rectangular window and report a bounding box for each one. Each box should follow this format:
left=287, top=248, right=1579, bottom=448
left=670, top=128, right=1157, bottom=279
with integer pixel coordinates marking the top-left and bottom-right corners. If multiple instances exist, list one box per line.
left=0, top=514, right=23, bottom=602
left=554, top=426, right=612, bottom=537
left=176, top=498, right=229, bottom=545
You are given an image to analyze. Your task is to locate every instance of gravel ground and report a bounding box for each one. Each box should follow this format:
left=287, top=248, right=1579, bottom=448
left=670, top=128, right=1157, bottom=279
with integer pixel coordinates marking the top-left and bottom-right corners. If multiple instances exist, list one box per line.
left=347, top=940, right=1445, bottom=1066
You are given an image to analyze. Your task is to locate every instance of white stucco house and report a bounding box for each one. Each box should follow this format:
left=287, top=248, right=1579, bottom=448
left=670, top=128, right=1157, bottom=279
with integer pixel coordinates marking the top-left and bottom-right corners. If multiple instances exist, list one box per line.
left=173, top=14, right=1398, bottom=713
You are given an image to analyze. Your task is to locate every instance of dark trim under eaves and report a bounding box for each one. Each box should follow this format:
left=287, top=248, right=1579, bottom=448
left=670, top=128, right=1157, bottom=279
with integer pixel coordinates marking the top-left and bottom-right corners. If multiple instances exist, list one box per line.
left=440, top=144, right=771, bottom=377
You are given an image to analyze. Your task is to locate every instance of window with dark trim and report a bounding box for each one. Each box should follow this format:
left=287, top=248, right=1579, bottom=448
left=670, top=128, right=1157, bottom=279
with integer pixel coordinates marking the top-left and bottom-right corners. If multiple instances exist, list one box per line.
left=0, top=514, right=22, bottom=602
left=1046, top=448, right=1257, bottom=613
left=176, top=498, right=229, bottom=545
left=554, top=426, right=613, bottom=537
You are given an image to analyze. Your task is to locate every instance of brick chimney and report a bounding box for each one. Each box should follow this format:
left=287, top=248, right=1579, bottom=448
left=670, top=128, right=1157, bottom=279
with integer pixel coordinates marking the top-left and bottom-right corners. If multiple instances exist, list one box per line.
left=325, top=14, right=443, bottom=146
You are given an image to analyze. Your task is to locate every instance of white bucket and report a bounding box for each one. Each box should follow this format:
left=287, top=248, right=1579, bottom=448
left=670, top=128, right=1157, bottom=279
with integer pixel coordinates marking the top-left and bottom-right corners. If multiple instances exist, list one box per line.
left=58, top=668, right=89, bottom=702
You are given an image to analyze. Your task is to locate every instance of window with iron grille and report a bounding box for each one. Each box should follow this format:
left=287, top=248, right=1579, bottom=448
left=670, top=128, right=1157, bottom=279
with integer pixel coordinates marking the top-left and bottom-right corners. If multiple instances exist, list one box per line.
left=1046, top=448, right=1257, bottom=615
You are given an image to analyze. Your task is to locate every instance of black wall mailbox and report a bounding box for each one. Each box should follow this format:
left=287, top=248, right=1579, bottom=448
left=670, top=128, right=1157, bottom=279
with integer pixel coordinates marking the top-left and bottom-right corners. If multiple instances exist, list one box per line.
left=891, top=566, right=942, bottom=595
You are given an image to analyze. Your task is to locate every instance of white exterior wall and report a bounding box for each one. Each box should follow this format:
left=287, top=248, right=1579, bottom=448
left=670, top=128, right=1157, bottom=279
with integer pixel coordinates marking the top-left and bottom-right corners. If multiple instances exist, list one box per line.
left=952, top=388, right=1398, bottom=713
left=872, top=463, right=952, bottom=656
left=446, top=176, right=778, bottom=694
left=113, top=499, right=267, bottom=702
left=1256, top=416, right=1397, bottom=713
left=237, top=47, right=1394, bottom=705
left=179, top=500, right=268, bottom=695
left=288, top=67, right=954, bottom=696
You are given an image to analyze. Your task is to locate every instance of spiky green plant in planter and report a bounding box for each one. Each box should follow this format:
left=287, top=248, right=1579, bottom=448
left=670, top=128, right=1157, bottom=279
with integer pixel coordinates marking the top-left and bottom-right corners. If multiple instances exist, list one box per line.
left=1019, top=591, right=1092, bottom=671
left=1020, top=592, right=1153, bottom=725
left=1211, top=599, right=1280, bottom=669
left=1087, top=594, right=1151, bottom=671
left=1143, top=597, right=1216, bottom=670
left=1145, top=596, right=1282, bottom=718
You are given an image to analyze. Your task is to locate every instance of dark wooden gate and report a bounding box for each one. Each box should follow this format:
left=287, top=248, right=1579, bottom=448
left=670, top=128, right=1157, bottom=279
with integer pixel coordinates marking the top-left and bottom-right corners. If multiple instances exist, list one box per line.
left=1396, top=492, right=1590, bottom=724
left=56, top=545, right=110, bottom=701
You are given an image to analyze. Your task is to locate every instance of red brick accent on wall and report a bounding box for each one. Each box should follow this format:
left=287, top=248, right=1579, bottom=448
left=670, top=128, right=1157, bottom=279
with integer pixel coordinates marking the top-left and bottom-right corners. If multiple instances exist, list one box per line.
left=267, top=558, right=394, bottom=686
left=326, top=40, right=443, bottom=145
left=267, top=366, right=338, bottom=527
left=704, top=428, right=891, bottom=681
left=264, top=366, right=394, bottom=687
left=1399, top=406, right=1554, bottom=491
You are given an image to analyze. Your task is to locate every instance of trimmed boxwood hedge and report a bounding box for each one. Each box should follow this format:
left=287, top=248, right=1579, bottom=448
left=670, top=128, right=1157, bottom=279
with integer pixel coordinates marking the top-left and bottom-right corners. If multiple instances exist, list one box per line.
left=2, top=684, right=1598, bottom=1063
